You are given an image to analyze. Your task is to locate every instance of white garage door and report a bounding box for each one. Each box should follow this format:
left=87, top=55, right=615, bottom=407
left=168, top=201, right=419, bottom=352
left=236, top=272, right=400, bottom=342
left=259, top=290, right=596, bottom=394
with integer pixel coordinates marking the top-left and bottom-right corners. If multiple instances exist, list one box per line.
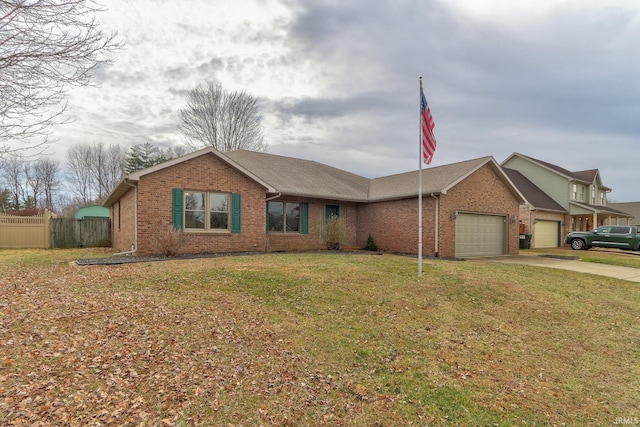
left=535, top=220, right=560, bottom=248
left=455, top=213, right=507, bottom=257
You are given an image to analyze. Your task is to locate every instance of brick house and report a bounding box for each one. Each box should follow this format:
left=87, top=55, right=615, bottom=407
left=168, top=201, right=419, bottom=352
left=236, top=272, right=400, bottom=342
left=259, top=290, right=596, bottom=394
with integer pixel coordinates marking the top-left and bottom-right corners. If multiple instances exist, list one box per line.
left=103, top=148, right=524, bottom=258
left=502, top=153, right=632, bottom=248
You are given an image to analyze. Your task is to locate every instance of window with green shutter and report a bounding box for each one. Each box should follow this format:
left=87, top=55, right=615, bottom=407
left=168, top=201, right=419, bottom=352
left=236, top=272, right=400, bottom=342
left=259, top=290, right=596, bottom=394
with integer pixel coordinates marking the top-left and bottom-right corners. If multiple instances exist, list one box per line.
left=266, top=201, right=308, bottom=234
left=172, top=188, right=184, bottom=230
left=301, top=202, right=309, bottom=234
left=232, top=193, right=241, bottom=233
left=176, top=190, right=237, bottom=232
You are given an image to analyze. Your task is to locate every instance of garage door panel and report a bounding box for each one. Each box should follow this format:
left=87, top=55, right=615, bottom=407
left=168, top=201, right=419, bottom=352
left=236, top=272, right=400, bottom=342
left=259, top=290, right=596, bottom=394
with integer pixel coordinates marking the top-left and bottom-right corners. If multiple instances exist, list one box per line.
left=535, top=220, right=559, bottom=248
left=455, top=213, right=506, bottom=257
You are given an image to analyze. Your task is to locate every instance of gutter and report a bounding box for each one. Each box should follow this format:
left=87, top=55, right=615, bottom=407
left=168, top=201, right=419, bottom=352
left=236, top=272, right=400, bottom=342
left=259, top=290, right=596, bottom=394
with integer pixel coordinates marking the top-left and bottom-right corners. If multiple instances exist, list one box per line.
left=431, top=193, right=440, bottom=257
left=113, top=179, right=138, bottom=257
left=266, top=192, right=282, bottom=202
left=264, top=193, right=282, bottom=252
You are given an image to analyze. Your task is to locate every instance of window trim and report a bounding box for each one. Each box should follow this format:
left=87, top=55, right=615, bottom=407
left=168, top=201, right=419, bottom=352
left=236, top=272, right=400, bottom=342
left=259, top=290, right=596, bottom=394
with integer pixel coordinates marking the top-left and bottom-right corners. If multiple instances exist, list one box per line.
left=267, top=200, right=309, bottom=234
left=184, top=190, right=231, bottom=232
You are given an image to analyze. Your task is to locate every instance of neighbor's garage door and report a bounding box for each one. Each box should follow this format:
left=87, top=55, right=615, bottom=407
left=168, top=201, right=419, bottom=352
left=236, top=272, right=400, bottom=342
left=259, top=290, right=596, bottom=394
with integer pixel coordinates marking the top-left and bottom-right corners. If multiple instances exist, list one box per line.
left=534, top=220, right=560, bottom=248
left=455, top=213, right=507, bottom=257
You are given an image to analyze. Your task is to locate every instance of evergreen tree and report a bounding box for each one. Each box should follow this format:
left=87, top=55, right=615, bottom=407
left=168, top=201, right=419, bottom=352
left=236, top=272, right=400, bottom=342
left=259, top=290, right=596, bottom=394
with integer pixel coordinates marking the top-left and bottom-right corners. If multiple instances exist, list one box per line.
left=0, top=189, right=10, bottom=212
left=124, top=142, right=181, bottom=174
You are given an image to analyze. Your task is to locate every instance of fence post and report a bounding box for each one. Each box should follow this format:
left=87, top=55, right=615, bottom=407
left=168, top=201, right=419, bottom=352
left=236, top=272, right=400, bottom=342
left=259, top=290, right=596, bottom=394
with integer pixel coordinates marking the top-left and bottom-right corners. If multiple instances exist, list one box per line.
left=45, top=210, right=51, bottom=248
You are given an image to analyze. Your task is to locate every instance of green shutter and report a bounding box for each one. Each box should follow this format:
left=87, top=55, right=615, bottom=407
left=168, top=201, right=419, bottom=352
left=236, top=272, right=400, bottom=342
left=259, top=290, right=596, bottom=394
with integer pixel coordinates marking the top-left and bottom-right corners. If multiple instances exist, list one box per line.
left=232, top=193, right=241, bottom=233
left=172, top=188, right=184, bottom=230
left=301, top=202, right=309, bottom=234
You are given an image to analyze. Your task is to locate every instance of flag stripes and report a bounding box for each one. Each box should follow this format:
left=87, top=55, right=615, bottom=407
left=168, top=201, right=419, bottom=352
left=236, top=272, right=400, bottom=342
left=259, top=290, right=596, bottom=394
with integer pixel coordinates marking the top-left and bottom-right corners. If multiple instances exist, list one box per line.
left=420, top=87, right=436, bottom=165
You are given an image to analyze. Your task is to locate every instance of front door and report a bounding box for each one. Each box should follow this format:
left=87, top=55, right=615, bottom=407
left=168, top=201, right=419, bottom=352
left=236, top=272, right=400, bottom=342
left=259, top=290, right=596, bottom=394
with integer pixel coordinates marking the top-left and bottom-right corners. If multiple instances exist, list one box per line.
left=325, top=204, right=340, bottom=220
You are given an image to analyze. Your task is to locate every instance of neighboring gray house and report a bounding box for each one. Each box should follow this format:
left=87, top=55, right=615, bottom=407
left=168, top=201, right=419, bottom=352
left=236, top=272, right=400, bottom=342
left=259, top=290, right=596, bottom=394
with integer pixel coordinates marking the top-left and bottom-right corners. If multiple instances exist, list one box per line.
left=609, top=202, right=640, bottom=226
left=502, top=168, right=568, bottom=248
left=501, top=153, right=632, bottom=248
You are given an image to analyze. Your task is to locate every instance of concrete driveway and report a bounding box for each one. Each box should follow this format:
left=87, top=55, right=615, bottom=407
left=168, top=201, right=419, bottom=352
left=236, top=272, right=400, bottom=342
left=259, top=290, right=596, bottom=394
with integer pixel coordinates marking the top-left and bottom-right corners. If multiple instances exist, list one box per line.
left=476, top=254, right=640, bottom=283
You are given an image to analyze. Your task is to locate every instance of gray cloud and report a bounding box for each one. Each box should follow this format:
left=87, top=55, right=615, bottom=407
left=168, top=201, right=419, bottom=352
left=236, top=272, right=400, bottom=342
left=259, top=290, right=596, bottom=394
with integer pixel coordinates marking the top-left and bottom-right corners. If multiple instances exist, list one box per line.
left=33, top=0, right=640, bottom=202
left=267, top=0, right=640, bottom=199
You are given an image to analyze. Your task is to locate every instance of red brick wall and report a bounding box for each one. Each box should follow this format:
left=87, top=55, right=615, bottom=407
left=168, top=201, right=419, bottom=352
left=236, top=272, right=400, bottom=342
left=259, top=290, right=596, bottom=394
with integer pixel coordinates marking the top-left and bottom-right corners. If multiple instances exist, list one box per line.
left=356, top=197, right=437, bottom=254
left=111, top=188, right=136, bottom=252
left=266, top=200, right=358, bottom=252
left=133, top=153, right=267, bottom=255
left=439, top=165, right=520, bottom=257
left=357, top=164, right=521, bottom=257
left=121, top=153, right=361, bottom=256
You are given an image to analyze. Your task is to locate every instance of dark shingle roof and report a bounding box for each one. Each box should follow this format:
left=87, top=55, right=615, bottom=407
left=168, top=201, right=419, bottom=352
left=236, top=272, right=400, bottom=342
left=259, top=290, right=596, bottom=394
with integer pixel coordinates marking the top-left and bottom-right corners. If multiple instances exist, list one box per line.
left=226, top=150, right=371, bottom=202
left=103, top=148, right=524, bottom=206
left=226, top=151, right=521, bottom=203
left=369, top=157, right=500, bottom=201
left=570, top=201, right=633, bottom=216
left=502, top=168, right=567, bottom=212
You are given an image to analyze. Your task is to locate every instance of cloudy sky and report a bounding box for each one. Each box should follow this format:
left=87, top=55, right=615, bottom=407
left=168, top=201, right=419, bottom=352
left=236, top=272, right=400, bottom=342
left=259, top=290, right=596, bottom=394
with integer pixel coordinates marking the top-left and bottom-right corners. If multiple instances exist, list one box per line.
left=36, top=0, right=640, bottom=201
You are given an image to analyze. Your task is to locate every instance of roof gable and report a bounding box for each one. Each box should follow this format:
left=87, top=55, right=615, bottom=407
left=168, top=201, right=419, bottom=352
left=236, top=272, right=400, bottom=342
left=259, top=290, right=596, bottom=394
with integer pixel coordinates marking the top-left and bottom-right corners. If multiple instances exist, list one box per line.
left=127, top=147, right=275, bottom=191
left=103, top=148, right=276, bottom=207
left=369, top=156, right=524, bottom=202
left=503, top=153, right=606, bottom=186
left=502, top=168, right=567, bottom=212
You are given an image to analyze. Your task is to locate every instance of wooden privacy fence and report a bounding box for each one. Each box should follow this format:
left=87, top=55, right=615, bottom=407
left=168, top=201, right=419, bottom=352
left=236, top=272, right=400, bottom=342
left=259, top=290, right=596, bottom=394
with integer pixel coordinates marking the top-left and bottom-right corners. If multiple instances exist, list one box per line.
left=50, top=218, right=111, bottom=249
left=0, top=211, right=52, bottom=249
left=0, top=213, right=111, bottom=249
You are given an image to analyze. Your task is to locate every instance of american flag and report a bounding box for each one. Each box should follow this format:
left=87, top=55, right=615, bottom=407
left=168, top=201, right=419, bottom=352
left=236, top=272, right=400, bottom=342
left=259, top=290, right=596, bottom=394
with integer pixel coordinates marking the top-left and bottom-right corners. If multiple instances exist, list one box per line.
left=420, top=86, right=436, bottom=165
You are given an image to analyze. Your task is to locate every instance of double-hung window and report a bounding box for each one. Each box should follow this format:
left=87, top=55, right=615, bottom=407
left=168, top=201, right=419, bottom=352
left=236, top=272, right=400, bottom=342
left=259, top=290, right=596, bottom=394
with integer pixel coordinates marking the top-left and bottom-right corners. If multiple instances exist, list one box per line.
left=184, top=191, right=229, bottom=231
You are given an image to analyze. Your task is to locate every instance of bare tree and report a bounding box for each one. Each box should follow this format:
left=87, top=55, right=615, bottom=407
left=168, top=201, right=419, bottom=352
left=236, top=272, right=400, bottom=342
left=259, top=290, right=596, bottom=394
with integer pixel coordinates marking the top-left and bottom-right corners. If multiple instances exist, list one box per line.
left=33, top=157, right=60, bottom=210
left=0, top=0, right=121, bottom=156
left=66, top=144, right=95, bottom=205
left=23, top=161, right=42, bottom=208
left=92, top=142, right=124, bottom=200
left=178, top=81, right=266, bottom=152
left=65, top=142, right=124, bottom=204
left=0, top=154, right=24, bottom=209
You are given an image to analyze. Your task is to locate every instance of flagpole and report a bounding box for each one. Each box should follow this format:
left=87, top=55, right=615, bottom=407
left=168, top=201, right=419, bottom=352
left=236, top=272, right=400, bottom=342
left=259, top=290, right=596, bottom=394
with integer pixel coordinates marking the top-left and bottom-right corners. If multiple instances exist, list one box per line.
left=418, top=76, right=423, bottom=277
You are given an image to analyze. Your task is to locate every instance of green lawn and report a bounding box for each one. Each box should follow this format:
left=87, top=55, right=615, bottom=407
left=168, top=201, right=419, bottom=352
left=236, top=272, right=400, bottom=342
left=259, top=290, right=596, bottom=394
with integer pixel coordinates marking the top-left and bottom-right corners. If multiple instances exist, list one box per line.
left=1, top=249, right=639, bottom=426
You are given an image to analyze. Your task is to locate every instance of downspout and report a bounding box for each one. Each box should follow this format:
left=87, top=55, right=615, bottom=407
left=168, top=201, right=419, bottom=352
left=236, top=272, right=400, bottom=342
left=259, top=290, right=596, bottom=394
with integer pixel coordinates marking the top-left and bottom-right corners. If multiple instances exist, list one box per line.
left=264, top=192, right=282, bottom=252
left=430, top=193, right=439, bottom=257
left=266, top=192, right=282, bottom=202
left=113, top=179, right=138, bottom=257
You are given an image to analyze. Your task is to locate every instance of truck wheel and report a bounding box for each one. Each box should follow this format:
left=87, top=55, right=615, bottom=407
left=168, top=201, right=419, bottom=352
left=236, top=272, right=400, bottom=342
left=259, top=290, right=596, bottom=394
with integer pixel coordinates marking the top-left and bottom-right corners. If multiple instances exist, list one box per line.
left=570, top=239, right=586, bottom=250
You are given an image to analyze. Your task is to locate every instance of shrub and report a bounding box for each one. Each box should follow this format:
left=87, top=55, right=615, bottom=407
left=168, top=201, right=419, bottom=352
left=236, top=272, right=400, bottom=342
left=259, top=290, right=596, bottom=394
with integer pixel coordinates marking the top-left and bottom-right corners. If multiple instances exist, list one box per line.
left=151, top=226, right=184, bottom=257
left=323, top=216, right=346, bottom=250
left=365, top=234, right=377, bottom=251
